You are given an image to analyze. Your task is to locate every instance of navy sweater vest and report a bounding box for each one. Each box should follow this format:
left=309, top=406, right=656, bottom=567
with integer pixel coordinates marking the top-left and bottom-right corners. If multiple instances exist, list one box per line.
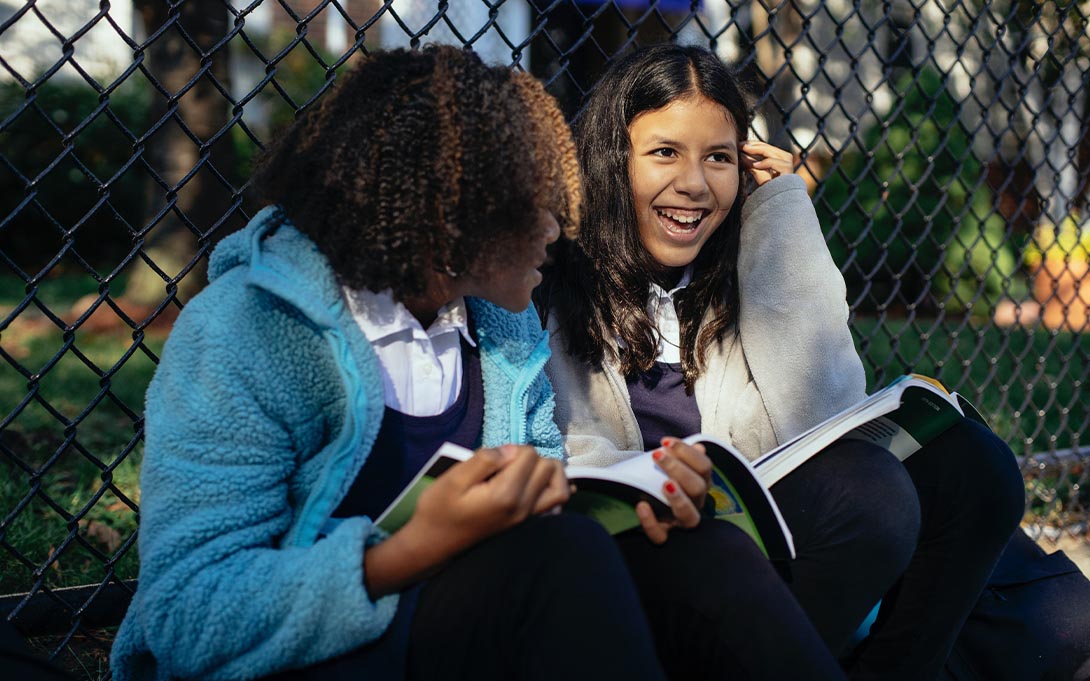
left=333, top=338, right=484, bottom=520
left=626, top=362, right=701, bottom=451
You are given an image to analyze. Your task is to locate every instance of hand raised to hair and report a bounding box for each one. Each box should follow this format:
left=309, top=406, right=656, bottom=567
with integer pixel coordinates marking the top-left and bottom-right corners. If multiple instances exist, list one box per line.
left=742, top=141, right=795, bottom=186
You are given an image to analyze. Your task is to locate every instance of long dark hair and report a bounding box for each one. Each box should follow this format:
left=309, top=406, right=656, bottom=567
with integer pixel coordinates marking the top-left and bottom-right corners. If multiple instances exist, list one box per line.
left=250, top=45, right=581, bottom=299
left=538, top=44, right=753, bottom=388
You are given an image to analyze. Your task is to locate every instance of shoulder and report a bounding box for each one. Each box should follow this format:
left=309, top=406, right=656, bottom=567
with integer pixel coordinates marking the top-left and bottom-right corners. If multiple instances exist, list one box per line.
left=151, top=271, right=339, bottom=428
left=165, top=269, right=316, bottom=365
left=741, top=174, right=812, bottom=222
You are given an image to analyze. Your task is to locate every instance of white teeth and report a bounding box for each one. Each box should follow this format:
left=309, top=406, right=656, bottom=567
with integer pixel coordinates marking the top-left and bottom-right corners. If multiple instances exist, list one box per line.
left=656, top=209, right=703, bottom=224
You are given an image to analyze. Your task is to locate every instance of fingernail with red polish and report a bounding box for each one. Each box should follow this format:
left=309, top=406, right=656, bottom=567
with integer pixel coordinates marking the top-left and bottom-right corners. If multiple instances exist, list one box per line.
left=664, top=481, right=678, bottom=495
left=652, top=449, right=664, bottom=461
left=661, top=437, right=675, bottom=447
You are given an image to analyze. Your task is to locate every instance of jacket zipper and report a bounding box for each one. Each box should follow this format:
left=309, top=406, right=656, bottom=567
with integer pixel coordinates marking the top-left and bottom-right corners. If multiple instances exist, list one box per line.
left=508, top=332, right=552, bottom=443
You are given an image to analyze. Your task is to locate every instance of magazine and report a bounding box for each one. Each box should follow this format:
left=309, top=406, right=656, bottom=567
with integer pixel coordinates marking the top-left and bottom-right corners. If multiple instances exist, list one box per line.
left=374, top=438, right=794, bottom=561
left=752, top=374, right=978, bottom=486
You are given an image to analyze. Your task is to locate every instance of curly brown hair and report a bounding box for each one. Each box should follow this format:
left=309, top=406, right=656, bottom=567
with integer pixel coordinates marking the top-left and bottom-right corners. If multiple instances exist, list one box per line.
left=249, top=45, right=581, bottom=298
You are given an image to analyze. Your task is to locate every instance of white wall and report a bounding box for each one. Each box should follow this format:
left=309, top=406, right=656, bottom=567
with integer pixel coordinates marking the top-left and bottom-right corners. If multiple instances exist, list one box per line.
left=0, top=0, right=136, bottom=82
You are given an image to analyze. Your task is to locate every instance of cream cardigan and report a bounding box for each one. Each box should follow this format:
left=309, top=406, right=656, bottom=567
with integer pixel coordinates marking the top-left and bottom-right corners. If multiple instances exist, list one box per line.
left=545, top=174, right=867, bottom=467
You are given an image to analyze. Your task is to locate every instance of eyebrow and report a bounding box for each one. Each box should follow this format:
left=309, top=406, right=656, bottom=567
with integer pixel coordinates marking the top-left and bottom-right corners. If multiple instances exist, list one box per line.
left=646, top=136, right=737, bottom=152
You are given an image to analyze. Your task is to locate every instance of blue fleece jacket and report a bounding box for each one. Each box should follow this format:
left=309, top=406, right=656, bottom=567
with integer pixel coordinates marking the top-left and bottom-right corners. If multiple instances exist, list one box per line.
left=110, top=207, right=563, bottom=680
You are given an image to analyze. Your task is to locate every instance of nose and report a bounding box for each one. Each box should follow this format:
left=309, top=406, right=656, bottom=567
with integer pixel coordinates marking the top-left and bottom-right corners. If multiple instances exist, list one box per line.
left=540, top=210, right=561, bottom=245
left=673, top=160, right=710, bottom=198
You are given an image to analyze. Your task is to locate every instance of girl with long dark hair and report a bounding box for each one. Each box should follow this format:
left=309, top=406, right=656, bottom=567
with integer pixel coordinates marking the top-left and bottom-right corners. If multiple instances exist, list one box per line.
left=540, top=43, right=1025, bottom=680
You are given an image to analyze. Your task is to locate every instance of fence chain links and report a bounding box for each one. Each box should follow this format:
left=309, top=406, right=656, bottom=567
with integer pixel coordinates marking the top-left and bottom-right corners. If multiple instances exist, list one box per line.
left=0, top=0, right=1087, bottom=674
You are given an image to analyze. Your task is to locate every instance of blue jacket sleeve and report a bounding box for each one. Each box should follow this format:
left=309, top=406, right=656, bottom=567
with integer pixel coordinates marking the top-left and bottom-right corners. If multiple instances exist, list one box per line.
left=127, top=283, right=397, bottom=680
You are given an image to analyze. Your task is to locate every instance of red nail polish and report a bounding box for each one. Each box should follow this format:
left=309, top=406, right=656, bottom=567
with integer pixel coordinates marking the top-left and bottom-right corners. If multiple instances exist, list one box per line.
left=652, top=449, right=664, bottom=461
left=661, top=437, right=675, bottom=447
left=664, top=481, right=677, bottom=495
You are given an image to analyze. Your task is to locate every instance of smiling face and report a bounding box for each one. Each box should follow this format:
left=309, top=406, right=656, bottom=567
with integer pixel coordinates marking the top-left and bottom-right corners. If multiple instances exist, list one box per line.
left=628, top=95, right=741, bottom=270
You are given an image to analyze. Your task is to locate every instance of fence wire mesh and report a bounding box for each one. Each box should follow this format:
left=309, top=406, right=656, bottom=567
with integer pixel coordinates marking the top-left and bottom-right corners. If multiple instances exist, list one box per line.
left=0, top=0, right=1088, bottom=676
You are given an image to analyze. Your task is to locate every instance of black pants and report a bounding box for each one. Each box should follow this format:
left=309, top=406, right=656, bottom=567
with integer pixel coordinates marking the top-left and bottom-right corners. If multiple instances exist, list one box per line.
left=273, top=514, right=848, bottom=681
left=1, top=619, right=74, bottom=681
left=772, top=419, right=1024, bottom=680
left=943, top=528, right=1090, bottom=681
left=615, top=519, right=846, bottom=681
left=269, top=513, right=666, bottom=681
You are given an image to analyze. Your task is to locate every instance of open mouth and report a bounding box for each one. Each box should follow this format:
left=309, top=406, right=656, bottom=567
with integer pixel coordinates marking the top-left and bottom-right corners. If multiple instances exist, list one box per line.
left=655, top=207, right=708, bottom=236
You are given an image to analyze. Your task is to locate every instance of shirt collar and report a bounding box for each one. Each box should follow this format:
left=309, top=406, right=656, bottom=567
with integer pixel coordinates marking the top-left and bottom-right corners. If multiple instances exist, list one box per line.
left=342, top=287, right=476, bottom=347
left=648, top=266, right=693, bottom=304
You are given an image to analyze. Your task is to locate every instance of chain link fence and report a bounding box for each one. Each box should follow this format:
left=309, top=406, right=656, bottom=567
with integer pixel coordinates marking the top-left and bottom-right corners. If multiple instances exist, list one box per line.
left=1, top=0, right=1087, bottom=676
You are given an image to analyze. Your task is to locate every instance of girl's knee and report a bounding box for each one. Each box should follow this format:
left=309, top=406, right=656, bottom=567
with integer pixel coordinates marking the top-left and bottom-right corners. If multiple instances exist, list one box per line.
left=639, top=521, right=786, bottom=607
left=515, top=513, right=622, bottom=567
left=688, top=520, right=775, bottom=572
left=933, top=419, right=1026, bottom=528
left=825, top=441, right=922, bottom=552
left=782, top=441, right=921, bottom=575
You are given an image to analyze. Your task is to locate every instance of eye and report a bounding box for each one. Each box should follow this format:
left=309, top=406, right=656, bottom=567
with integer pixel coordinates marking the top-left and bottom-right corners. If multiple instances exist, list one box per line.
left=708, top=151, right=734, bottom=164
left=651, top=147, right=677, bottom=158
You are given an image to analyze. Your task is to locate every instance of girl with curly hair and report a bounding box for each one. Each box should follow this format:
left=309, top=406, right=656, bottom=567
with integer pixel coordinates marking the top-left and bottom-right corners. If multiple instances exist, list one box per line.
left=110, top=46, right=666, bottom=681
left=540, top=44, right=1024, bottom=680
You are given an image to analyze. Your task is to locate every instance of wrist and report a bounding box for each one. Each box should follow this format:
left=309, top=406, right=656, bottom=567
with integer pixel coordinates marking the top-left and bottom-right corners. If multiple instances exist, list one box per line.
left=363, top=520, right=451, bottom=598
left=397, top=517, right=455, bottom=570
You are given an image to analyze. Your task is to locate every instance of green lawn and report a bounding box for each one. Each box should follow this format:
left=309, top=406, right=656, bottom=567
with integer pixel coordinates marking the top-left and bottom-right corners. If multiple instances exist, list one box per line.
left=1, top=280, right=162, bottom=594
left=851, top=316, right=1088, bottom=455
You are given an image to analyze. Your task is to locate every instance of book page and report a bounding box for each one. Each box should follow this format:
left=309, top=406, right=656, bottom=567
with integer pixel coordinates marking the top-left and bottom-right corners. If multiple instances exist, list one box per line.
left=753, top=375, right=963, bottom=486
left=374, top=443, right=472, bottom=533
left=565, top=454, right=671, bottom=533
left=840, top=416, right=923, bottom=461
left=567, top=453, right=669, bottom=505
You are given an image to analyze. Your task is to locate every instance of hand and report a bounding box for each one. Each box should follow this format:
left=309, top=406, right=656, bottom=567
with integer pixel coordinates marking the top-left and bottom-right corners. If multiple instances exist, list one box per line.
left=408, top=445, right=569, bottom=557
left=364, top=445, right=570, bottom=597
left=742, top=141, right=794, bottom=186
left=635, top=438, right=712, bottom=545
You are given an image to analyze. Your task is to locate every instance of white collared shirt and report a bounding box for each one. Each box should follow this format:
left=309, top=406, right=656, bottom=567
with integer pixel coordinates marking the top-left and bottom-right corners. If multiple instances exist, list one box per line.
left=342, top=288, right=476, bottom=416
left=646, top=267, right=693, bottom=364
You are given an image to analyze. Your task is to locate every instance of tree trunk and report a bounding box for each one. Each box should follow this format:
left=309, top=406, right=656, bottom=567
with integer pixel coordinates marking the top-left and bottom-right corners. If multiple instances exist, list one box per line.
left=125, top=0, right=235, bottom=308
left=750, top=0, right=803, bottom=150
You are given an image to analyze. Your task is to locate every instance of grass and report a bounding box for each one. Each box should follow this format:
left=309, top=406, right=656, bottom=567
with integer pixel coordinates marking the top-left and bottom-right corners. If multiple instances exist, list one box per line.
left=851, top=316, right=1088, bottom=454
left=1, top=271, right=163, bottom=596
left=26, top=629, right=115, bottom=681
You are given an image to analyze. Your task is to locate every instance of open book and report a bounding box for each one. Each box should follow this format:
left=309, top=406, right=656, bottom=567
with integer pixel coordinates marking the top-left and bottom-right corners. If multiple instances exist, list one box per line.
left=374, top=437, right=795, bottom=562
left=375, top=374, right=981, bottom=566
left=751, top=373, right=983, bottom=487
left=375, top=442, right=671, bottom=537
left=702, top=374, right=986, bottom=561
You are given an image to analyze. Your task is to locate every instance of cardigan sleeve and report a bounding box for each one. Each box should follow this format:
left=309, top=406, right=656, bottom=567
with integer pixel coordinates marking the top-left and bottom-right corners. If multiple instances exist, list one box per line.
left=120, top=282, right=397, bottom=680
left=735, top=175, right=867, bottom=445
